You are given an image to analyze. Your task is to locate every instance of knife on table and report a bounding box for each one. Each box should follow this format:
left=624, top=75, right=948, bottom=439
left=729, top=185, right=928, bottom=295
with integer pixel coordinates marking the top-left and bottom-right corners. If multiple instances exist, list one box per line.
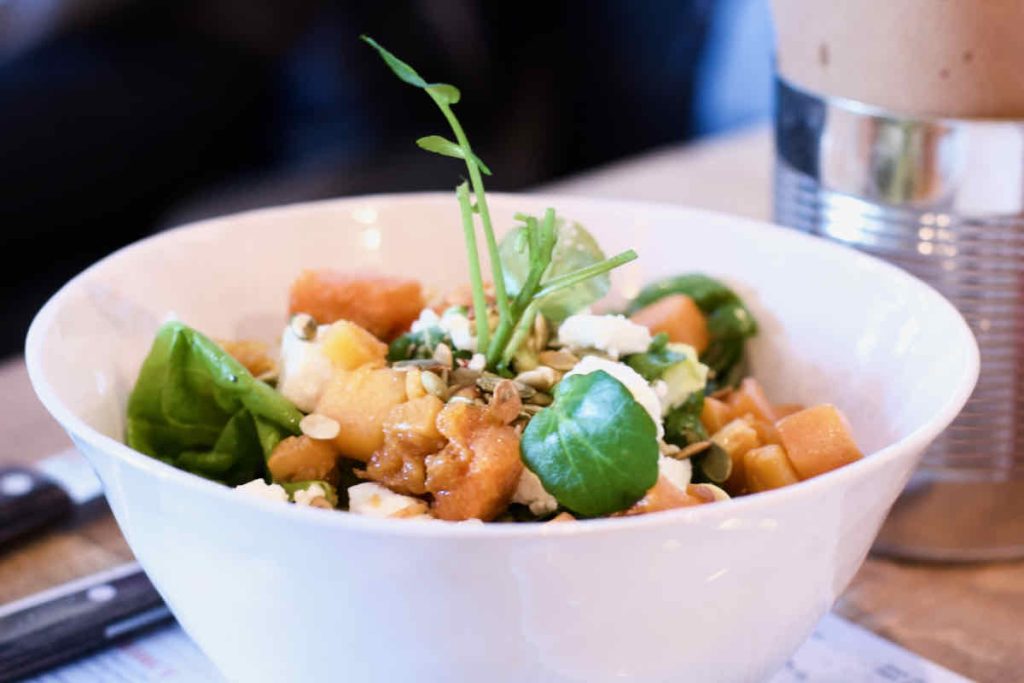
left=0, top=448, right=104, bottom=547
left=0, top=562, right=170, bottom=682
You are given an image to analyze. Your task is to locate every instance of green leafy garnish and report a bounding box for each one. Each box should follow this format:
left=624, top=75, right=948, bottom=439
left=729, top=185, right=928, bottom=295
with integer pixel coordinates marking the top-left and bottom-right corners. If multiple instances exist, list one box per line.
left=499, top=218, right=610, bottom=322
left=624, top=333, right=686, bottom=381
left=521, top=371, right=659, bottom=516
left=126, top=322, right=302, bottom=485
left=625, top=274, right=757, bottom=387
left=388, top=326, right=455, bottom=362
left=663, top=390, right=708, bottom=448
left=364, top=36, right=637, bottom=372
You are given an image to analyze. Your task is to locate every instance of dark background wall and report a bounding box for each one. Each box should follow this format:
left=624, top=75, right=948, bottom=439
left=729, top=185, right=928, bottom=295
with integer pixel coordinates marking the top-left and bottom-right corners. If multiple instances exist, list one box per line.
left=0, top=0, right=772, bottom=357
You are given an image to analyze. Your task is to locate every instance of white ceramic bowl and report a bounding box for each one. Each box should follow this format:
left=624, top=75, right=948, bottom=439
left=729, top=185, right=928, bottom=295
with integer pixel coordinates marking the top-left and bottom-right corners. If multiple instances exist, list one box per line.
left=27, top=194, right=978, bottom=683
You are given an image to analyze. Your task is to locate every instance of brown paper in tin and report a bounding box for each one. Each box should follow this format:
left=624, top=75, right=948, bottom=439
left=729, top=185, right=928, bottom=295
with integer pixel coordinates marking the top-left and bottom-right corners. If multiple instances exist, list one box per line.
left=772, top=0, right=1024, bottom=119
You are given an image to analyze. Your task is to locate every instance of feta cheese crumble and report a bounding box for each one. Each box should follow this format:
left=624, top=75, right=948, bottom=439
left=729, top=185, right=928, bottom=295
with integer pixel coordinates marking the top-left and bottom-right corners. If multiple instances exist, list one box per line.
left=411, top=307, right=477, bottom=352
left=347, top=482, right=430, bottom=518
left=277, top=324, right=333, bottom=412
left=557, top=313, right=651, bottom=359
left=235, top=479, right=289, bottom=503
left=658, top=455, right=693, bottom=492
left=565, top=355, right=664, bottom=439
left=292, top=483, right=328, bottom=507
left=512, top=469, right=559, bottom=517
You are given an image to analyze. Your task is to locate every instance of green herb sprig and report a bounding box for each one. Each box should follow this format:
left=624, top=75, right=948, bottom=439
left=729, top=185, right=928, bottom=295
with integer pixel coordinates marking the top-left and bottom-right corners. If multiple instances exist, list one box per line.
left=363, top=37, right=637, bottom=372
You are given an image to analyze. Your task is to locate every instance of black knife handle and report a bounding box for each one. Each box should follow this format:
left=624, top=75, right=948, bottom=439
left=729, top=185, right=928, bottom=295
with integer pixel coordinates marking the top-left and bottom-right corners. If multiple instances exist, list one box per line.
left=0, top=563, right=171, bottom=682
left=0, top=467, right=73, bottom=547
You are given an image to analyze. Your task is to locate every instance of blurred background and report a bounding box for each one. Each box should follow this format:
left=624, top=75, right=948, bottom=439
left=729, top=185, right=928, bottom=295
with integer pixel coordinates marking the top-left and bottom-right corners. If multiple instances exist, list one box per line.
left=0, top=0, right=773, bottom=357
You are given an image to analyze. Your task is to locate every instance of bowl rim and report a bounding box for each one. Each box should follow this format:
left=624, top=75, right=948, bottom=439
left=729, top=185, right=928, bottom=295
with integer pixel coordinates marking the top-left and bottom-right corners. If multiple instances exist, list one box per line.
left=25, top=192, right=980, bottom=539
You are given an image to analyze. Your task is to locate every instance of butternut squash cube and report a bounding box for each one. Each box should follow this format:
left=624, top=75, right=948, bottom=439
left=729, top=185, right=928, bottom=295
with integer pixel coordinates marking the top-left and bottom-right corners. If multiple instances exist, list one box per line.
left=320, top=320, right=388, bottom=370
left=629, top=294, right=709, bottom=353
left=744, top=444, right=800, bottom=492
left=268, top=435, right=339, bottom=484
left=727, top=377, right=778, bottom=423
left=316, top=366, right=408, bottom=461
left=711, top=417, right=761, bottom=495
left=701, top=396, right=735, bottom=435
left=776, top=404, right=863, bottom=479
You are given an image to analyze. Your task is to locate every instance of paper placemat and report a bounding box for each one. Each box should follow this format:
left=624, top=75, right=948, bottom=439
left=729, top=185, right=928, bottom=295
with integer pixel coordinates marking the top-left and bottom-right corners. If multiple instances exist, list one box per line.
left=27, top=612, right=970, bottom=682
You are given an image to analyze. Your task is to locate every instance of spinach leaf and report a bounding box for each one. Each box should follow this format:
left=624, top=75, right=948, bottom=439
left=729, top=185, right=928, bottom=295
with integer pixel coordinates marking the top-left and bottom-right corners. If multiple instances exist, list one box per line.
left=625, top=273, right=758, bottom=386
left=388, top=326, right=452, bottom=362
left=499, top=218, right=610, bottom=322
left=624, top=333, right=686, bottom=381
left=521, top=370, right=659, bottom=517
left=663, top=390, right=708, bottom=447
left=126, top=322, right=302, bottom=485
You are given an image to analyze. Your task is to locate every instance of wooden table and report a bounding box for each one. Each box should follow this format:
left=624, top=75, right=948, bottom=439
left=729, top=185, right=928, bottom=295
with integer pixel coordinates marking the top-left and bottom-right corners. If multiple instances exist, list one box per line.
left=3, top=126, right=1021, bottom=682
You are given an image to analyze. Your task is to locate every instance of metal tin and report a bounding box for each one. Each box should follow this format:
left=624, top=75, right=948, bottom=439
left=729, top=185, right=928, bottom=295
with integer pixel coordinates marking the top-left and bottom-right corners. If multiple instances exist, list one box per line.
left=774, top=77, right=1024, bottom=561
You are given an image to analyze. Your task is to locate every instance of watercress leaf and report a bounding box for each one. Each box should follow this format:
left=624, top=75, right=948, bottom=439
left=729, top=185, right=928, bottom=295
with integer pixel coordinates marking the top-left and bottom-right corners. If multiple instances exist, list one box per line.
left=415, top=135, right=492, bottom=175
left=624, top=337, right=688, bottom=382
left=663, top=391, right=707, bottom=447
left=500, top=219, right=610, bottom=321
left=521, top=370, right=659, bottom=517
left=126, top=322, right=302, bottom=485
left=360, top=35, right=429, bottom=89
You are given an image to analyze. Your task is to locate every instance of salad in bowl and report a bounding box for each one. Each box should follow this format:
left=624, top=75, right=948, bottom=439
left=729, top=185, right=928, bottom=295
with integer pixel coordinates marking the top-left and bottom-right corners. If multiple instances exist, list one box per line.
left=125, top=39, right=863, bottom=524
left=24, top=38, right=977, bottom=683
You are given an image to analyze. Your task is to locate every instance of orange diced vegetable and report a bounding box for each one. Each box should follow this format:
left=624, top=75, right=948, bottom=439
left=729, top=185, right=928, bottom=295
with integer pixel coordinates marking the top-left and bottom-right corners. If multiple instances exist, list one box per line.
left=218, top=339, right=276, bottom=378
left=751, top=420, right=782, bottom=446
left=701, top=397, right=735, bottom=435
left=289, top=270, right=424, bottom=341
left=320, top=321, right=388, bottom=370
left=774, top=403, right=805, bottom=419
left=629, top=294, right=709, bottom=353
left=619, top=476, right=709, bottom=516
left=744, top=444, right=800, bottom=492
left=711, top=417, right=761, bottom=495
left=268, top=435, right=339, bottom=484
left=775, top=404, right=863, bottom=480
left=316, top=366, right=409, bottom=461
left=727, top=377, right=778, bottom=423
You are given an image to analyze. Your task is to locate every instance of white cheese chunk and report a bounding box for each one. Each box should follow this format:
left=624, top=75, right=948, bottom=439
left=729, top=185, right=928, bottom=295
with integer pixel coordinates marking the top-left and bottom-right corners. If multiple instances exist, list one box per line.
left=277, top=324, right=333, bottom=413
left=411, top=307, right=477, bottom=352
left=658, top=455, right=693, bottom=492
left=512, top=469, right=559, bottom=517
left=565, top=356, right=664, bottom=439
left=347, top=483, right=429, bottom=519
left=235, top=479, right=289, bottom=503
left=557, top=314, right=652, bottom=359
left=292, top=483, right=328, bottom=507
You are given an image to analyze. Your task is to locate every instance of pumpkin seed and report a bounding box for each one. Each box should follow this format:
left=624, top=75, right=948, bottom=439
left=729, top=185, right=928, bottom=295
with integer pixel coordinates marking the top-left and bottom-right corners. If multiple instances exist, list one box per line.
left=420, top=371, right=448, bottom=399
left=530, top=315, right=549, bottom=352
left=675, top=440, right=712, bottom=460
left=476, top=373, right=537, bottom=399
left=488, top=379, right=522, bottom=424
left=433, top=342, right=453, bottom=368
left=514, top=366, right=559, bottom=391
left=449, top=385, right=480, bottom=401
left=289, top=313, right=318, bottom=341
left=520, top=404, right=545, bottom=416
left=451, top=367, right=481, bottom=386
left=300, top=413, right=340, bottom=440
left=538, top=349, right=579, bottom=371
left=448, top=395, right=475, bottom=405
left=527, top=391, right=553, bottom=406
left=393, top=358, right=447, bottom=372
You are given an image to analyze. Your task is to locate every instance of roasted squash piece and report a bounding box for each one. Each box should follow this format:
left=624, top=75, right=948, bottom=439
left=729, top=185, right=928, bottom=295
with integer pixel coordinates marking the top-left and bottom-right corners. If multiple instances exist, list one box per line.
left=700, top=396, right=735, bottom=435
left=289, top=270, right=424, bottom=341
left=743, top=444, right=800, bottom=492
left=629, top=294, right=709, bottom=353
left=727, top=377, right=777, bottom=423
left=711, top=417, right=761, bottom=495
left=775, top=404, right=863, bottom=479
left=316, top=366, right=408, bottom=461
left=320, top=320, right=388, bottom=370
left=365, top=395, right=447, bottom=495
left=268, top=435, right=339, bottom=485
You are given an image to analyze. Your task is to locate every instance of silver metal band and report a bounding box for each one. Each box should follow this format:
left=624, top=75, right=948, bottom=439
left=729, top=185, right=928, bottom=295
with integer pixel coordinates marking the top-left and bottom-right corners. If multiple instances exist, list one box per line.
left=773, top=77, right=1024, bottom=560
